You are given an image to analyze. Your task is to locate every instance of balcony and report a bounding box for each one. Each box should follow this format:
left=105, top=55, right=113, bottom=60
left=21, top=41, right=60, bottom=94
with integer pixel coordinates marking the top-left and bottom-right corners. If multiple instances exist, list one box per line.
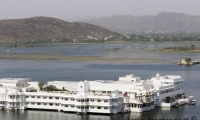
left=7, top=99, right=22, bottom=102
left=143, top=99, right=151, bottom=103
left=142, top=93, right=148, bottom=96
left=135, top=94, right=142, bottom=96
left=129, top=99, right=143, bottom=104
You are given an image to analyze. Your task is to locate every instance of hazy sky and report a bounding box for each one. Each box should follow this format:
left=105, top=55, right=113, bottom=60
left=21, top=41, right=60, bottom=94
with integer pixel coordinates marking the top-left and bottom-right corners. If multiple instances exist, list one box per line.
left=0, top=0, right=200, bottom=20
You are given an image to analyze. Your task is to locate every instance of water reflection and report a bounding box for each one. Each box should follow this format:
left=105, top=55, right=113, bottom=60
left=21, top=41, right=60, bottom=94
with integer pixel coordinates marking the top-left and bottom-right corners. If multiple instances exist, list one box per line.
left=0, top=106, right=199, bottom=120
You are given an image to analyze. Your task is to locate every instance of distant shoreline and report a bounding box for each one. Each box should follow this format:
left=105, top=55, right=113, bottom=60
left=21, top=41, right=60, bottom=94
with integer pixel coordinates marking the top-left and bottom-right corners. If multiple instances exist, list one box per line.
left=1, top=41, right=200, bottom=48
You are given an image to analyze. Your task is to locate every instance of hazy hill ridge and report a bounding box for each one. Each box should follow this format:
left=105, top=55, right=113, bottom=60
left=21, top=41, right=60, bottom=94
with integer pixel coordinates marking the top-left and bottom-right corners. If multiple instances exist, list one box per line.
left=84, top=12, right=200, bottom=33
left=0, top=16, right=120, bottom=43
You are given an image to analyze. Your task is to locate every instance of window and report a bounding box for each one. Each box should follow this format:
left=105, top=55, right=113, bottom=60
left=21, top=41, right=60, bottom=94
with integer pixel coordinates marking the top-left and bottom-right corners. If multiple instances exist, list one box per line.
left=108, top=91, right=111, bottom=94
left=26, top=102, right=29, bottom=105
left=49, top=97, right=52, bottom=99
left=16, top=96, right=19, bottom=99
left=81, top=99, right=84, bottom=102
left=90, top=99, right=94, bottom=102
left=10, top=95, right=15, bottom=99
left=49, top=103, right=53, bottom=106
left=85, top=106, right=89, bottom=109
left=97, top=100, right=101, bottom=102
left=102, top=91, right=106, bottom=94
left=97, top=106, right=101, bottom=109
left=71, top=105, right=75, bottom=108
left=65, top=98, right=68, bottom=101
left=31, top=103, right=35, bottom=105
left=37, top=103, right=41, bottom=105
left=85, top=99, right=89, bottom=102
left=65, top=105, right=68, bottom=107
left=104, top=100, right=108, bottom=103
left=31, top=96, right=35, bottom=98
left=37, top=96, right=40, bottom=99
left=26, top=96, right=29, bottom=98
left=55, top=97, right=59, bottom=99
left=104, top=107, right=108, bottom=109
left=90, top=106, right=94, bottom=109
left=55, top=104, right=59, bottom=106
left=43, top=97, right=46, bottom=99
left=77, top=99, right=80, bottom=102
left=71, top=98, right=74, bottom=101
left=43, top=103, right=47, bottom=106
left=77, top=106, right=81, bottom=109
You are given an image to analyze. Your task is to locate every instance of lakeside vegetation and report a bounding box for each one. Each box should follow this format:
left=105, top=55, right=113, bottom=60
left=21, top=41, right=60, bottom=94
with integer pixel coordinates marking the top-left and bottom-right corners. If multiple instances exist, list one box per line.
left=1, top=32, right=200, bottom=48
left=160, top=44, right=200, bottom=52
left=0, top=52, right=171, bottom=64
left=122, top=32, right=200, bottom=42
left=38, top=81, right=67, bottom=91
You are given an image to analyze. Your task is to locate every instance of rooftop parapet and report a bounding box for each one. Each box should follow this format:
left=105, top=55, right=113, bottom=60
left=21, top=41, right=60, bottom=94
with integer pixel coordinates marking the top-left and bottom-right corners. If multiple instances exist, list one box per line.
left=119, top=74, right=141, bottom=82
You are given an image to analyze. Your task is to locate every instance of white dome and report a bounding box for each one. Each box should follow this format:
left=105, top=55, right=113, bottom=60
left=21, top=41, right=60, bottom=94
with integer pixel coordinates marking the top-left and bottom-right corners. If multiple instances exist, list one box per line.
left=156, top=73, right=160, bottom=77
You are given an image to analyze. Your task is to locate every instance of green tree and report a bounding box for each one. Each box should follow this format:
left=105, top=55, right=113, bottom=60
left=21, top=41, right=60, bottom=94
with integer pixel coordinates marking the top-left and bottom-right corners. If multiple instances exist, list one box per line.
left=38, top=80, right=44, bottom=91
left=175, top=94, right=182, bottom=99
left=44, top=85, right=57, bottom=91
left=165, top=96, right=175, bottom=103
left=190, top=44, right=196, bottom=50
left=185, top=58, right=192, bottom=65
left=62, top=87, right=66, bottom=91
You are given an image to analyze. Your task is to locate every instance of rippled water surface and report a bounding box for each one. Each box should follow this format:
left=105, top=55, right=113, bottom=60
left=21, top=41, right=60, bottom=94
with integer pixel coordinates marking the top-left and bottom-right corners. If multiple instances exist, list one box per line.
left=0, top=43, right=199, bottom=120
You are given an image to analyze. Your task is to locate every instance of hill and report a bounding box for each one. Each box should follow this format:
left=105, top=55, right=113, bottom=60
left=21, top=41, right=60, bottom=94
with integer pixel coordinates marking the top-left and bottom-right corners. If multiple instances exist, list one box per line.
left=0, top=17, right=121, bottom=43
left=84, top=12, right=200, bottom=33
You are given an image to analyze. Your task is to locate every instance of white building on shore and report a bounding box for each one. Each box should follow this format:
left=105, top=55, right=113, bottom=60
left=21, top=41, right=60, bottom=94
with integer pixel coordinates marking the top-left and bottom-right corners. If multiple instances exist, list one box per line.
left=0, top=73, right=195, bottom=114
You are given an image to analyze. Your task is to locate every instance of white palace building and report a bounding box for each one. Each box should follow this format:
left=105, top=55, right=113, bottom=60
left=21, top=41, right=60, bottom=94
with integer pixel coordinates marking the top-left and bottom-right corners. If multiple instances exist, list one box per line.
left=0, top=73, right=195, bottom=114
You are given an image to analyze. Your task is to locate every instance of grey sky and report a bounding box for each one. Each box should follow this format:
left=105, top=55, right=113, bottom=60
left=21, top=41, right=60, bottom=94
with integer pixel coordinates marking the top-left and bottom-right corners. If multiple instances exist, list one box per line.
left=0, top=0, right=200, bottom=20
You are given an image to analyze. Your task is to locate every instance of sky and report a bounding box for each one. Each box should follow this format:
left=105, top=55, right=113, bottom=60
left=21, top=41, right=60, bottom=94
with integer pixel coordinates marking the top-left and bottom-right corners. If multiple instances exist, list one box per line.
left=0, top=0, right=200, bottom=20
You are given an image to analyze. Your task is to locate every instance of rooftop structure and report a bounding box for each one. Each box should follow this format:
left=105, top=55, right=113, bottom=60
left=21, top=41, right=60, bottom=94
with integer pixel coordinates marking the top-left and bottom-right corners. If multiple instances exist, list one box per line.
left=0, top=78, right=31, bottom=87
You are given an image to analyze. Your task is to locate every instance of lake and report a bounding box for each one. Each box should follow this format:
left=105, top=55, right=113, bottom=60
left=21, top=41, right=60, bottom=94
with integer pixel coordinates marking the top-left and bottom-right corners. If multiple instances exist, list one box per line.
left=0, top=43, right=199, bottom=120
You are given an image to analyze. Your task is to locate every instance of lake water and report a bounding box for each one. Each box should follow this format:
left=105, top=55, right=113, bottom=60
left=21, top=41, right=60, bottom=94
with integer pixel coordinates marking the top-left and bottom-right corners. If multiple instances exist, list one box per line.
left=0, top=43, right=199, bottom=120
